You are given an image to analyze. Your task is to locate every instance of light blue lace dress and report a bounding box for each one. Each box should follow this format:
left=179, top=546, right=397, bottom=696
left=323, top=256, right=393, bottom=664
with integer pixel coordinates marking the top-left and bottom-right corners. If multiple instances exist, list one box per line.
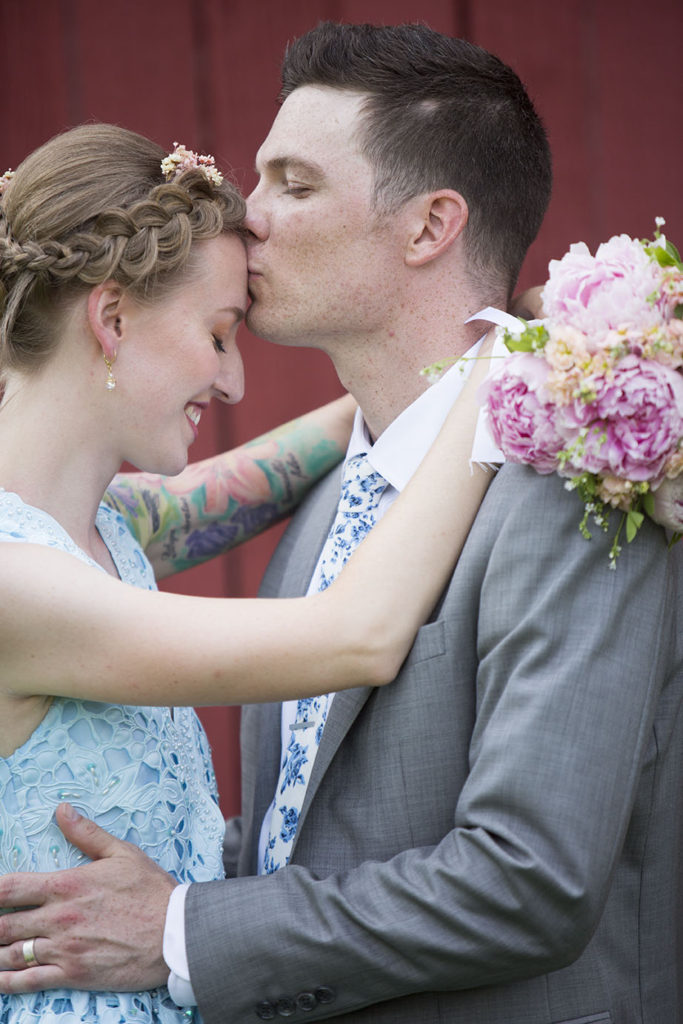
left=0, top=491, right=225, bottom=1024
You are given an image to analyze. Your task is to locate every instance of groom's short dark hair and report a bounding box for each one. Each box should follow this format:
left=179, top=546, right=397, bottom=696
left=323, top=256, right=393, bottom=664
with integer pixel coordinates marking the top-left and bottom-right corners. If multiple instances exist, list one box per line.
left=281, top=22, right=552, bottom=293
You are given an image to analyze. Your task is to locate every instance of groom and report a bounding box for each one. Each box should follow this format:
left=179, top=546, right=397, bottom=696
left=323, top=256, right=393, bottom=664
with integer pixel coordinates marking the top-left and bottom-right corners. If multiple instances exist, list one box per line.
left=1, top=22, right=682, bottom=1024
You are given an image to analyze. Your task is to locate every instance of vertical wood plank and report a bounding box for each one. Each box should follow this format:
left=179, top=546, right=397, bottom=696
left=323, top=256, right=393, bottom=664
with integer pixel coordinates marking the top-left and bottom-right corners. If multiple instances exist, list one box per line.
left=591, top=0, right=683, bottom=243
left=1, top=0, right=71, bottom=166
left=3, top=0, right=683, bottom=816
left=469, top=0, right=683, bottom=284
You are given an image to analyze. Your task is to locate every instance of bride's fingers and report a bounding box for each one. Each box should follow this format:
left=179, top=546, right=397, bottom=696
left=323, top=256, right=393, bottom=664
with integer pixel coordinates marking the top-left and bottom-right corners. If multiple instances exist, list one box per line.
left=457, top=328, right=498, bottom=412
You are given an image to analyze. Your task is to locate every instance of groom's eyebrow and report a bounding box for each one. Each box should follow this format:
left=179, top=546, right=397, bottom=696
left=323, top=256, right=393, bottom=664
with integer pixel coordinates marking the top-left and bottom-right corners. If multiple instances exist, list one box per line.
left=257, top=155, right=326, bottom=182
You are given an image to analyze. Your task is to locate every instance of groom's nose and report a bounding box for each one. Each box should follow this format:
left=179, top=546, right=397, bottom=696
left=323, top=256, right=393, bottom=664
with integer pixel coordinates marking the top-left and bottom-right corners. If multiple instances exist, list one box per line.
left=244, top=188, right=268, bottom=242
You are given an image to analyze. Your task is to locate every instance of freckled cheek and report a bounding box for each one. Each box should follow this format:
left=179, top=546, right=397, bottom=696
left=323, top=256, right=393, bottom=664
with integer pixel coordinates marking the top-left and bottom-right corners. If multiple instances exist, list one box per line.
left=282, top=245, right=329, bottom=284
left=277, top=213, right=334, bottom=253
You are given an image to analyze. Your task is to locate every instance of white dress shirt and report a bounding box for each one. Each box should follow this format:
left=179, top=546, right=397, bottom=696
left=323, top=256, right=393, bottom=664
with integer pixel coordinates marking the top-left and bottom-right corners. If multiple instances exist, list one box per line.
left=163, top=308, right=517, bottom=1005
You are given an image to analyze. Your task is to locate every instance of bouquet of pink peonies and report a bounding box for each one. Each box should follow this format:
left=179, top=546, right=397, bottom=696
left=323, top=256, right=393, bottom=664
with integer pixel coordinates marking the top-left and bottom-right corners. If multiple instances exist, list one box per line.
left=479, top=220, right=683, bottom=566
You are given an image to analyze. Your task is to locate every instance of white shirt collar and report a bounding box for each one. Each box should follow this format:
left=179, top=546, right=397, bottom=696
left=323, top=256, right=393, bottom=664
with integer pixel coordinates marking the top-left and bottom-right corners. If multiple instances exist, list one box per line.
left=346, top=306, right=515, bottom=492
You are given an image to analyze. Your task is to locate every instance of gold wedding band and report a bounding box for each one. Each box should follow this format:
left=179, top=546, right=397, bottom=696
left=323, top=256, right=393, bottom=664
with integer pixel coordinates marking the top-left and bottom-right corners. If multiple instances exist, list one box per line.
left=22, top=938, right=39, bottom=967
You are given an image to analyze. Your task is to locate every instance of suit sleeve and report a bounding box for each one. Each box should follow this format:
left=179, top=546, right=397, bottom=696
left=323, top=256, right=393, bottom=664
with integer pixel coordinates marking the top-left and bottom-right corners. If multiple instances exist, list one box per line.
left=186, top=466, right=679, bottom=1021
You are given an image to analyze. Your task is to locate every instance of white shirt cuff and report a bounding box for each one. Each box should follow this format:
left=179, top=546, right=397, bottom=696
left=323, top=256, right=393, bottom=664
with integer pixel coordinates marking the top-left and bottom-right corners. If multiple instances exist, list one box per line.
left=163, top=883, right=198, bottom=1007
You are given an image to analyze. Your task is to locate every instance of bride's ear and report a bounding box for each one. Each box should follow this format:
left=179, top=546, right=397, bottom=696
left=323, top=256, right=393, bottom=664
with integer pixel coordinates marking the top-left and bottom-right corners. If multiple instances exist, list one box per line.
left=86, top=281, right=124, bottom=362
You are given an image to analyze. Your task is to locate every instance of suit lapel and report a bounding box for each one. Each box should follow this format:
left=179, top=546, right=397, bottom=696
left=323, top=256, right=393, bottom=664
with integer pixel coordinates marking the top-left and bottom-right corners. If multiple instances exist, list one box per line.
left=293, top=684, right=374, bottom=851
left=271, top=467, right=341, bottom=599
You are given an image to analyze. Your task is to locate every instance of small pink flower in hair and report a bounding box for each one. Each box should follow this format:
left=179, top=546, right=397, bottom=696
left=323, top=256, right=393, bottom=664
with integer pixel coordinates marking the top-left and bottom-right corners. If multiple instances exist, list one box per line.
left=160, top=142, right=223, bottom=186
left=0, top=169, right=15, bottom=196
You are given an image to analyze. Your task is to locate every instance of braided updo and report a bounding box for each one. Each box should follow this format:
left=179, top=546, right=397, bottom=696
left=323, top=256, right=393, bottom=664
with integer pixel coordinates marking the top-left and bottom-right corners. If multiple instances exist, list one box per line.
left=0, top=123, right=246, bottom=377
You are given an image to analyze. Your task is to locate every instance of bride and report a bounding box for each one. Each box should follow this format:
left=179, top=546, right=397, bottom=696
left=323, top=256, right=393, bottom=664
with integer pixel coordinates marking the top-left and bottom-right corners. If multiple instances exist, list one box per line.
left=0, top=124, right=493, bottom=1022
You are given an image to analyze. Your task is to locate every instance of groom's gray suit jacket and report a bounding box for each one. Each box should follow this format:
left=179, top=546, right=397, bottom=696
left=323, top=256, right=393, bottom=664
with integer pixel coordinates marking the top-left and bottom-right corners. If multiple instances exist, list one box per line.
left=187, top=463, right=683, bottom=1024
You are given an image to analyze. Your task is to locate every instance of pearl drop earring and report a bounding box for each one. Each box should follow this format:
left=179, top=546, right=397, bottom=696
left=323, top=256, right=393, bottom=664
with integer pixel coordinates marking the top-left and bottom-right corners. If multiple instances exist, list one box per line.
left=103, top=354, right=117, bottom=391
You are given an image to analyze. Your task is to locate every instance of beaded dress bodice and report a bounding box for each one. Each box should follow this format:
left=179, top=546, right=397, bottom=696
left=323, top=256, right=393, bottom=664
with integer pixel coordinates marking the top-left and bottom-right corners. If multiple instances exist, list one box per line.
left=0, top=491, right=224, bottom=1023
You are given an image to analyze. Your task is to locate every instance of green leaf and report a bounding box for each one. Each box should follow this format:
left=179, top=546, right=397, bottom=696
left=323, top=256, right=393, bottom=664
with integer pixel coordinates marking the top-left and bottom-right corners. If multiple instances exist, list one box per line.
left=649, top=239, right=683, bottom=270
left=505, top=336, right=534, bottom=352
left=652, top=246, right=675, bottom=268
left=626, top=510, right=644, bottom=543
left=503, top=323, right=548, bottom=354
left=666, top=238, right=683, bottom=266
left=642, top=491, right=655, bottom=517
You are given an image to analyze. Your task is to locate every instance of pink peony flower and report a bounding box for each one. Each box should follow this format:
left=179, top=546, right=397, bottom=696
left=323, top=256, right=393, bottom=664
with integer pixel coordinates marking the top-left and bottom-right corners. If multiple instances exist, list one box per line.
left=556, top=355, right=683, bottom=482
left=595, top=474, right=639, bottom=510
left=652, top=475, right=683, bottom=531
left=544, top=323, right=592, bottom=370
left=542, top=235, right=664, bottom=341
left=662, top=269, right=683, bottom=316
left=664, top=443, right=683, bottom=479
left=478, top=354, right=564, bottom=473
left=472, top=224, right=683, bottom=564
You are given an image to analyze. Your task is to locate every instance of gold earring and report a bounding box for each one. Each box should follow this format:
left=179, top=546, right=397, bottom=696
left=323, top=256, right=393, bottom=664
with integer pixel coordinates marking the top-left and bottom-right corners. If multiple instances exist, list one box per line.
left=103, top=354, right=117, bottom=391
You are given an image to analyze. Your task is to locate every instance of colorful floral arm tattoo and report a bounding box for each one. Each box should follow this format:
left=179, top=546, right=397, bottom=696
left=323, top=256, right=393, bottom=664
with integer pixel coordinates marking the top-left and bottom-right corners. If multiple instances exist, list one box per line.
left=104, top=395, right=355, bottom=580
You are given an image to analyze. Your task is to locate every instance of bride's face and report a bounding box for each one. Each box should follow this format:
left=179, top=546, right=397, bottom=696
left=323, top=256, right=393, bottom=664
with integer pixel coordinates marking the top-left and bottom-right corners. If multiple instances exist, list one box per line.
left=114, top=233, right=248, bottom=476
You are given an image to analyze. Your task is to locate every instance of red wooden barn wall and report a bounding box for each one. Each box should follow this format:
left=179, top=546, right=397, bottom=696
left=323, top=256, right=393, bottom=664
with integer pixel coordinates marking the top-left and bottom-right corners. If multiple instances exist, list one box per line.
left=3, top=0, right=682, bottom=814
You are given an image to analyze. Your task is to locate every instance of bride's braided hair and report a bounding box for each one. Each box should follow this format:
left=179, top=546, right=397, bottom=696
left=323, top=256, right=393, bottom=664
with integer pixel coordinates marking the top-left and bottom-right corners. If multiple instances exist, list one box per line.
left=0, top=123, right=245, bottom=376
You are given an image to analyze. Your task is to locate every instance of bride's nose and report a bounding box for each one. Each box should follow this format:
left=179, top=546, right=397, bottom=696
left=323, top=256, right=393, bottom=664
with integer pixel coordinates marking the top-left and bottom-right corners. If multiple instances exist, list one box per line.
left=213, top=344, right=245, bottom=405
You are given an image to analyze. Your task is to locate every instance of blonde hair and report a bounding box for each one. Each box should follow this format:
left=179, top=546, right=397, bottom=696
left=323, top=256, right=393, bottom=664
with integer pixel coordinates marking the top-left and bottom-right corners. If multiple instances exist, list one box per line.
left=0, top=123, right=246, bottom=377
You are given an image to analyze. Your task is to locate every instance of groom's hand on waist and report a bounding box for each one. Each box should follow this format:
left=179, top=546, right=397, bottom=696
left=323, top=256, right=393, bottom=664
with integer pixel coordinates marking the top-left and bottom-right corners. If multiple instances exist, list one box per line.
left=0, top=803, right=176, bottom=994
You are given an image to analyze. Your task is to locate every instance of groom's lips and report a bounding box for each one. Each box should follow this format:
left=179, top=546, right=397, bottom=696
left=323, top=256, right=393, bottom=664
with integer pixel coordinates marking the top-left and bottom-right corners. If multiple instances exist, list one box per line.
left=247, top=266, right=263, bottom=296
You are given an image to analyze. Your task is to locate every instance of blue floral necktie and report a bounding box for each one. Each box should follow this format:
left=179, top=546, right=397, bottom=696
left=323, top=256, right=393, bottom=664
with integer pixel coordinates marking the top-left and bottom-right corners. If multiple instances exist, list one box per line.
left=263, top=453, right=387, bottom=874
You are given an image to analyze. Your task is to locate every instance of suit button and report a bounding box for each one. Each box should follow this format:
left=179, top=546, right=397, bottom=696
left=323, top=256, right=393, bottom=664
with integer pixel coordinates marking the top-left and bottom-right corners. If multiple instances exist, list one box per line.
left=255, top=1001, right=277, bottom=1020
left=315, top=986, right=336, bottom=1004
left=276, top=997, right=297, bottom=1016
left=295, top=991, right=318, bottom=1011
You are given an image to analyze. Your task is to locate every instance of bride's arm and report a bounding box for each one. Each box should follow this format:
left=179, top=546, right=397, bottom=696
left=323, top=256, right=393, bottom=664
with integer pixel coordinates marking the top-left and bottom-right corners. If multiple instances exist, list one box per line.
left=1, top=339, right=494, bottom=708
left=104, top=395, right=355, bottom=580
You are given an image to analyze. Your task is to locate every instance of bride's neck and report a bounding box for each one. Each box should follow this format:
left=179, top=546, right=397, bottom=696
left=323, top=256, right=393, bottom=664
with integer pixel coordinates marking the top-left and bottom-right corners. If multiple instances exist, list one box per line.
left=0, top=375, right=119, bottom=556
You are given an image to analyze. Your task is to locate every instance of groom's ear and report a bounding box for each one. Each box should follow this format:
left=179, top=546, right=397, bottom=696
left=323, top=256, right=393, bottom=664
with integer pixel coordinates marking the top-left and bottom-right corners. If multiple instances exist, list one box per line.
left=404, top=190, right=468, bottom=267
